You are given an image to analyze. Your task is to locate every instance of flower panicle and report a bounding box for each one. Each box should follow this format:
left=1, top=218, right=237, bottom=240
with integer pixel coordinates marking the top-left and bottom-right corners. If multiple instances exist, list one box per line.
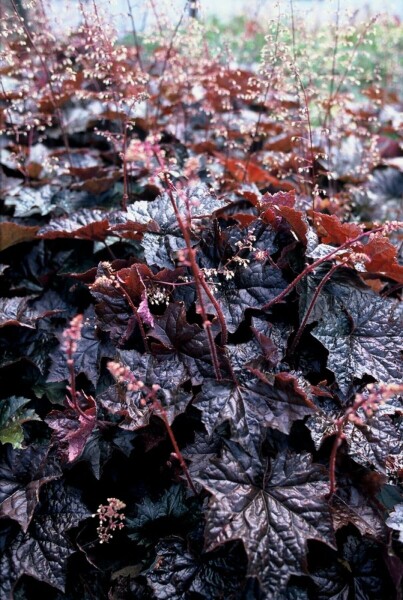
left=93, top=497, right=126, bottom=544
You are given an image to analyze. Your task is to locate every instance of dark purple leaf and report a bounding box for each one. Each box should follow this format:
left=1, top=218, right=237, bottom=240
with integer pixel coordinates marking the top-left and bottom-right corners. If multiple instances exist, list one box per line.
left=149, top=303, right=227, bottom=383
left=192, top=441, right=334, bottom=596
left=193, top=372, right=317, bottom=442
left=47, top=307, right=113, bottom=386
left=4, top=184, right=56, bottom=217
left=145, top=536, right=246, bottom=600
left=0, top=444, right=60, bottom=532
left=78, top=428, right=113, bottom=480
left=0, top=296, right=58, bottom=329
left=214, top=261, right=287, bottom=332
left=118, top=348, right=191, bottom=394
left=122, top=185, right=224, bottom=232
left=307, top=407, right=402, bottom=475
left=310, top=534, right=397, bottom=600
left=97, top=384, right=151, bottom=431
left=113, top=185, right=225, bottom=268
left=37, top=208, right=110, bottom=240
left=127, top=485, right=200, bottom=548
left=312, top=283, right=403, bottom=393
left=0, top=480, right=90, bottom=598
left=98, top=362, right=191, bottom=430
left=331, top=484, right=387, bottom=540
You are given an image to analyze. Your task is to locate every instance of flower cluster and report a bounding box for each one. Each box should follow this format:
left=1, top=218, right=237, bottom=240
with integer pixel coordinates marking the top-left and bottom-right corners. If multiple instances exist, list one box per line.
left=61, top=314, right=83, bottom=363
left=346, top=382, right=403, bottom=426
left=93, top=498, right=126, bottom=544
left=107, top=361, right=145, bottom=394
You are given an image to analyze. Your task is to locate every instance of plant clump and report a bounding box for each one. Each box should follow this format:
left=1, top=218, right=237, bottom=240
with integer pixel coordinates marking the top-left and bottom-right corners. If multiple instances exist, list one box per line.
left=0, top=1, right=402, bottom=598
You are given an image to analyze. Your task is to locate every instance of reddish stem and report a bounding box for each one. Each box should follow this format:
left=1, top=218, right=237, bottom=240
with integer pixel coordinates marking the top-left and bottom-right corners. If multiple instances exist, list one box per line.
left=152, top=396, right=197, bottom=495
left=114, top=276, right=150, bottom=352
left=66, top=349, right=92, bottom=422
left=122, top=122, right=129, bottom=211
left=10, top=0, right=74, bottom=172
left=328, top=419, right=345, bottom=498
left=153, top=152, right=227, bottom=380
left=126, top=0, right=144, bottom=72
left=289, top=262, right=341, bottom=354
left=262, top=226, right=384, bottom=311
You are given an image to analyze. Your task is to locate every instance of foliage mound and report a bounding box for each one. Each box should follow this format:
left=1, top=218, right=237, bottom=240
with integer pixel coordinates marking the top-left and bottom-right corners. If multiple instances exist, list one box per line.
left=0, top=2, right=402, bottom=598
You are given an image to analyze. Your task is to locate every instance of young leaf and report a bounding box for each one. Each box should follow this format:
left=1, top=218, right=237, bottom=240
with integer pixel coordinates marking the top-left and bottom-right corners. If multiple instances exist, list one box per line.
left=46, top=394, right=96, bottom=463
left=360, top=235, right=403, bottom=283
left=0, top=397, right=40, bottom=449
left=311, top=212, right=363, bottom=244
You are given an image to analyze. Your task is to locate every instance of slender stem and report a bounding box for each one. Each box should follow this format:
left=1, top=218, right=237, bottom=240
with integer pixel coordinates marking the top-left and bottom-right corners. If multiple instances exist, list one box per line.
left=67, top=358, right=77, bottom=408
left=289, top=262, right=341, bottom=354
left=382, top=282, right=403, bottom=297
left=126, top=0, right=144, bottom=72
left=156, top=156, right=228, bottom=344
left=154, top=146, right=229, bottom=374
left=154, top=1, right=190, bottom=124
left=289, top=1, right=316, bottom=195
left=289, top=0, right=297, bottom=64
left=10, top=0, right=74, bottom=172
left=262, top=226, right=384, bottom=311
left=323, top=0, right=340, bottom=198
left=322, top=0, right=340, bottom=132
left=243, top=4, right=281, bottom=180
left=294, top=68, right=316, bottom=194
left=162, top=176, right=222, bottom=379
left=198, top=275, right=228, bottom=346
left=149, top=0, right=163, bottom=35
left=66, top=351, right=93, bottom=422
left=328, top=419, right=344, bottom=498
left=122, top=122, right=129, bottom=211
left=328, top=17, right=376, bottom=114
left=164, top=174, right=227, bottom=349
left=152, top=397, right=197, bottom=495
left=114, top=277, right=150, bottom=352
left=327, top=387, right=396, bottom=498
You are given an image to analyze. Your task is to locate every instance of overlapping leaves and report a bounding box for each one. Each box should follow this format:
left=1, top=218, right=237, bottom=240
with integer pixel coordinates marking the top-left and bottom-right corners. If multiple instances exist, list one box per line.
left=310, top=281, right=403, bottom=393
left=191, top=439, right=334, bottom=596
left=0, top=17, right=402, bottom=599
left=0, top=480, right=90, bottom=598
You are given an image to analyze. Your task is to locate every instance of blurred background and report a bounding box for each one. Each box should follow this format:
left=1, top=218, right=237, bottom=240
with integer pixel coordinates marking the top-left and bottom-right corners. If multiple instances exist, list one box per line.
left=2, top=0, right=403, bottom=35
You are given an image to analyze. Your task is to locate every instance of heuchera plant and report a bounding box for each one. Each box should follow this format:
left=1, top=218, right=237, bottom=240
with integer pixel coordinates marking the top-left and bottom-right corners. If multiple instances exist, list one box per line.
left=0, top=1, right=402, bottom=598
